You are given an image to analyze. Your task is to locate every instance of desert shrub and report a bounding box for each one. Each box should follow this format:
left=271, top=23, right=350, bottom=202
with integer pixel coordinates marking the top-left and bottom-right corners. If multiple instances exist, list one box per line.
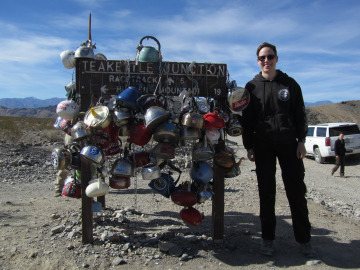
left=0, top=117, right=23, bottom=143
left=0, top=116, right=56, bottom=144
left=43, top=129, right=64, bottom=143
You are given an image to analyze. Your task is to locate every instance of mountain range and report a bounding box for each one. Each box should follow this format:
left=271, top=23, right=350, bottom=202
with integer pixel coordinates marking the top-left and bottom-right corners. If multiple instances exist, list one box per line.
left=0, top=97, right=335, bottom=119
left=0, top=97, right=332, bottom=109
left=0, top=97, right=64, bottom=109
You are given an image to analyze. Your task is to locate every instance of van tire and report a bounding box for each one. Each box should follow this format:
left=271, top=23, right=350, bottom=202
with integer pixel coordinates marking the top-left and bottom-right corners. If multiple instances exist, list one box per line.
left=314, top=147, right=325, bottom=164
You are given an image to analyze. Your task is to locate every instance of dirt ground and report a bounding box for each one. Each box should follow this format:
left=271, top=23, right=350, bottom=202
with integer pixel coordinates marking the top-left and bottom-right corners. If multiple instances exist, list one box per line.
left=0, top=136, right=359, bottom=270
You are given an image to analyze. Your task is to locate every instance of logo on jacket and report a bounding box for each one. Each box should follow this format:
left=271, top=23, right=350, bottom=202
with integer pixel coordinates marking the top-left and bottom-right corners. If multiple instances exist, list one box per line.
left=278, top=89, right=290, bottom=101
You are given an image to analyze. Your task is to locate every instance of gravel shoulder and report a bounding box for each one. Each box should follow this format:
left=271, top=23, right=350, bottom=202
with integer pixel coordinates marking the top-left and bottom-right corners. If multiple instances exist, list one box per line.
left=0, top=137, right=359, bottom=270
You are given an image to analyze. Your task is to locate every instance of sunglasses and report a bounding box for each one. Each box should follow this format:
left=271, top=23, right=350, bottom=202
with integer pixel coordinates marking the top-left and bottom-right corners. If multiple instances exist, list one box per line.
left=258, top=54, right=276, bottom=61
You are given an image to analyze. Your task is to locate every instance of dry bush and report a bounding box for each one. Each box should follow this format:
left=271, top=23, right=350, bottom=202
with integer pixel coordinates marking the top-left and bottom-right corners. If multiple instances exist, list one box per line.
left=0, top=116, right=58, bottom=144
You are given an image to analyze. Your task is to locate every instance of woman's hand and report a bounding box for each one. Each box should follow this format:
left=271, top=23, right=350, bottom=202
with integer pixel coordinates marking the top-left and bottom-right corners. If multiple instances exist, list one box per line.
left=297, top=142, right=306, bottom=159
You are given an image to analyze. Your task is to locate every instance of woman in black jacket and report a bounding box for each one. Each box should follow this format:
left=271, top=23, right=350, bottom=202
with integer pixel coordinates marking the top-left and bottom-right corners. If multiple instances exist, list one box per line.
left=242, top=42, right=314, bottom=258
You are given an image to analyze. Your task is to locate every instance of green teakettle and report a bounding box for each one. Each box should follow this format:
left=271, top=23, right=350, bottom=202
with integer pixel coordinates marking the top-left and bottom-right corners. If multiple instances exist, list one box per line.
left=136, top=36, right=162, bottom=63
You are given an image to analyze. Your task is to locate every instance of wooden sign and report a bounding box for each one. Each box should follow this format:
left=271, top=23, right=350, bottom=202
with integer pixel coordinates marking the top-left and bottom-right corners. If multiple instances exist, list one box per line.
left=76, top=59, right=227, bottom=111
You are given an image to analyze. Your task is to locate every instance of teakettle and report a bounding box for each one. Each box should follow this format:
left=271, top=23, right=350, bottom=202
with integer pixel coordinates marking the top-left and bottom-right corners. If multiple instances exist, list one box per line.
left=136, top=36, right=162, bottom=63
left=227, top=87, right=250, bottom=113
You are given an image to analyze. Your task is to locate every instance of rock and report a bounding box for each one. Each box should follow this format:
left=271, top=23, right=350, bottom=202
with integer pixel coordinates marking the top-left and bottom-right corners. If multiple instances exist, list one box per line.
left=28, top=250, right=38, bottom=258
left=68, top=230, right=81, bottom=239
left=168, top=245, right=183, bottom=257
left=158, top=241, right=175, bottom=252
left=51, top=225, right=65, bottom=234
left=51, top=214, right=61, bottom=220
left=112, top=257, right=127, bottom=266
left=180, top=253, right=190, bottom=261
left=306, top=260, right=322, bottom=266
left=184, top=235, right=198, bottom=243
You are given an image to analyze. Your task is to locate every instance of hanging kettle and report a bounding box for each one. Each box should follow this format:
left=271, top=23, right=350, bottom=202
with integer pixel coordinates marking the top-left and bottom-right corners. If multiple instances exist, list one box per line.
left=74, top=45, right=95, bottom=59
left=62, top=176, right=81, bottom=198
left=190, top=162, right=214, bottom=184
left=227, top=87, right=250, bottom=113
left=85, top=178, right=109, bottom=198
left=136, top=36, right=162, bottom=63
left=113, top=108, right=131, bottom=127
left=84, top=106, right=112, bottom=129
left=71, top=121, right=91, bottom=141
left=109, top=175, right=131, bottom=189
left=53, top=116, right=72, bottom=136
left=56, top=99, right=80, bottom=120
left=60, top=50, right=75, bottom=69
left=224, top=157, right=245, bottom=178
left=152, top=143, right=176, bottom=160
left=111, top=158, right=134, bottom=177
left=127, top=123, right=152, bottom=146
left=51, top=147, right=72, bottom=170
left=192, top=137, right=214, bottom=162
left=80, top=145, right=104, bottom=164
left=95, top=53, right=107, bottom=60
left=179, top=206, right=204, bottom=226
left=203, top=111, right=225, bottom=129
left=171, top=182, right=198, bottom=207
left=96, top=121, right=121, bottom=156
left=181, top=112, right=204, bottom=129
left=148, top=173, right=178, bottom=198
left=226, top=115, right=243, bottom=137
left=153, top=121, right=180, bottom=144
left=141, top=163, right=161, bottom=180
left=214, top=148, right=236, bottom=169
left=116, top=86, right=141, bottom=110
left=144, top=106, right=170, bottom=130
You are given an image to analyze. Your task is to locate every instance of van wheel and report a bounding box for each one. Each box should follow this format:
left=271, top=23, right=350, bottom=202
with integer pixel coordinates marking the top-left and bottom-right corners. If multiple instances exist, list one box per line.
left=314, top=148, right=325, bottom=164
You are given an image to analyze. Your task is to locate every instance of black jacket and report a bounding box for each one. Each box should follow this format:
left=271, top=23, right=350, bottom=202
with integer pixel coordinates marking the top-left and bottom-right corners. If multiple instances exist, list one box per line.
left=242, top=70, right=308, bottom=149
left=334, top=139, right=346, bottom=157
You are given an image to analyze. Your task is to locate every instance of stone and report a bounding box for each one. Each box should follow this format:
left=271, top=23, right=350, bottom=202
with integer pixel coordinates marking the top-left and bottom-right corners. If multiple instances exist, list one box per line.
left=51, top=225, right=65, bottom=234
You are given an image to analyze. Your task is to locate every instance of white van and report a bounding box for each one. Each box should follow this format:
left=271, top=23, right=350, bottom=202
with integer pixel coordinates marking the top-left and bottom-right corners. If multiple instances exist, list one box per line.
left=305, top=122, right=360, bottom=163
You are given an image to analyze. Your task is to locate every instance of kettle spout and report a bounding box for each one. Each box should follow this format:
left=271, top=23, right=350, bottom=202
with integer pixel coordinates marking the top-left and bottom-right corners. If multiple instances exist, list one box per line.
left=236, top=157, right=245, bottom=167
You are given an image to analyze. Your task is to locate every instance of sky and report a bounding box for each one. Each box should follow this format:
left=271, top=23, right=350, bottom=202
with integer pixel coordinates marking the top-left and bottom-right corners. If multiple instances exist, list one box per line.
left=1, top=0, right=360, bottom=103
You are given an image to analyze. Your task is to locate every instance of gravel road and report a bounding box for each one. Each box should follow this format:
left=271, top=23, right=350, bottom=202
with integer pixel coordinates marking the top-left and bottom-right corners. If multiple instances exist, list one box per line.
left=0, top=136, right=359, bottom=270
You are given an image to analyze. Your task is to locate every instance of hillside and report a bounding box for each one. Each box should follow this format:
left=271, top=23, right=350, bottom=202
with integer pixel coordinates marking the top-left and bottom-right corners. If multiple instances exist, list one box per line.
left=0, top=105, right=57, bottom=118
left=305, top=100, right=360, bottom=125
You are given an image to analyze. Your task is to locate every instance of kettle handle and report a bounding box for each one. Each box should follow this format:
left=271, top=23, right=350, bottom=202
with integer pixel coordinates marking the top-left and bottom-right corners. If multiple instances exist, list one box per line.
left=139, top=36, right=161, bottom=51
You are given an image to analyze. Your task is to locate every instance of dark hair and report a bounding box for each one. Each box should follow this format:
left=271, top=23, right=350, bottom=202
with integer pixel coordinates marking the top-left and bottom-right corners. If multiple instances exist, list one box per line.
left=257, top=42, right=277, bottom=56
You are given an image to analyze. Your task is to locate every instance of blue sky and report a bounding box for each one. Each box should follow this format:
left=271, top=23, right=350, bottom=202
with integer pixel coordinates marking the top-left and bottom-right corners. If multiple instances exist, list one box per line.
left=1, top=0, right=360, bottom=103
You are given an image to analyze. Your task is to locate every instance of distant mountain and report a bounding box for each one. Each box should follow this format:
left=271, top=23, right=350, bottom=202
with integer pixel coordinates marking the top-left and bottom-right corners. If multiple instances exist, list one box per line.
left=305, top=100, right=333, bottom=107
left=0, top=97, right=63, bottom=109
left=1, top=97, right=333, bottom=108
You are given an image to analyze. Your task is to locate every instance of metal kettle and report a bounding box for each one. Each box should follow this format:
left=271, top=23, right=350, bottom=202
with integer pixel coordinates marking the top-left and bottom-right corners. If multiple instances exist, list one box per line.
left=136, top=36, right=162, bottom=63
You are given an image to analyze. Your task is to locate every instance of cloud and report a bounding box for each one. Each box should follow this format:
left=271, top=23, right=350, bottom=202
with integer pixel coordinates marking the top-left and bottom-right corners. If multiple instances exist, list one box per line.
left=1, top=0, right=360, bottom=102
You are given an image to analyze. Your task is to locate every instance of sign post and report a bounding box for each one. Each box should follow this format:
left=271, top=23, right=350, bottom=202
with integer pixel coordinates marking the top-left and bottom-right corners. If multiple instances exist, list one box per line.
left=76, top=59, right=228, bottom=243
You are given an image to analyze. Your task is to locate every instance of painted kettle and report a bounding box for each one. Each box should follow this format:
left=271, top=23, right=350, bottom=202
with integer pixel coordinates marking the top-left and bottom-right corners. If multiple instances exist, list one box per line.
left=136, top=36, right=162, bottom=63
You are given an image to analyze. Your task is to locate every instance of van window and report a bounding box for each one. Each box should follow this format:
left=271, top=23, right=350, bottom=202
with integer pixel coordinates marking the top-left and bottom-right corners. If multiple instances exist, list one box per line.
left=329, top=125, right=360, bottom=136
left=316, top=127, right=327, bottom=137
left=307, top=127, right=315, bottom=136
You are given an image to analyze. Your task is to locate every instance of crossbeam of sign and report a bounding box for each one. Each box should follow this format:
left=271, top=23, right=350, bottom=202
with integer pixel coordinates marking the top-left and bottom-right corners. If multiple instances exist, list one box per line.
left=76, top=59, right=227, bottom=99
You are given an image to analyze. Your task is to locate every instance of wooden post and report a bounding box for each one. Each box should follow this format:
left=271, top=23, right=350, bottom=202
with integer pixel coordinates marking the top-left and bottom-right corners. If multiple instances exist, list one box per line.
left=80, top=156, right=93, bottom=244
left=212, top=140, right=225, bottom=243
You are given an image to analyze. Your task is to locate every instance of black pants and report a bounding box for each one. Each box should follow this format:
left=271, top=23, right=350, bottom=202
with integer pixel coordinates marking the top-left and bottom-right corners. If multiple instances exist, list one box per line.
left=332, top=156, right=345, bottom=175
left=254, top=139, right=311, bottom=243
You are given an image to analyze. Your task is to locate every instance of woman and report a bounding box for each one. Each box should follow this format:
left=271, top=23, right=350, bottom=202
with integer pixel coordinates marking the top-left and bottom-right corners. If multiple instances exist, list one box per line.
left=242, top=42, right=315, bottom=258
